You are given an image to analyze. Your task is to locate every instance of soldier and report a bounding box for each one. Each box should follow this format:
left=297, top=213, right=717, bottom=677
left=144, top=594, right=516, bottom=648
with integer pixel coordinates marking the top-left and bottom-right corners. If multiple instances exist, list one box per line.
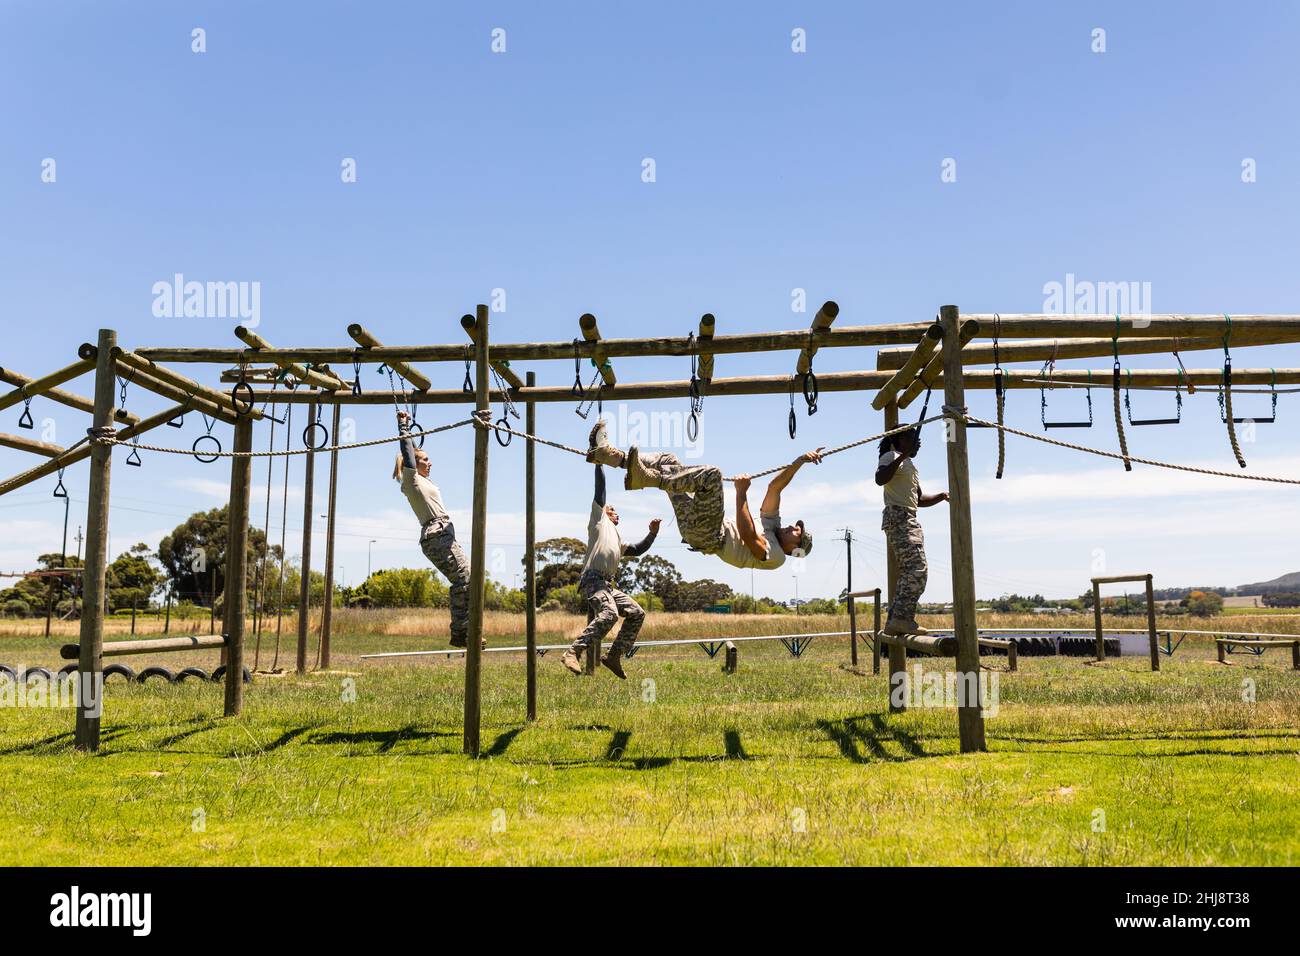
left=874, top=426, right=948, bottom=635
left=585, top=420, right=819, bottom=573
left=562, top=454, right=660, bottom=678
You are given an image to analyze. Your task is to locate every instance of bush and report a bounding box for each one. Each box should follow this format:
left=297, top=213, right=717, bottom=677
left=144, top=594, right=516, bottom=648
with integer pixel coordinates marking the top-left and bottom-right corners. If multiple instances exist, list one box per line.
left=545, top=584, right=585, bottom=614
left=635, top=593, right=664, bottom=613
left=2, top=599, right=31, bottom=618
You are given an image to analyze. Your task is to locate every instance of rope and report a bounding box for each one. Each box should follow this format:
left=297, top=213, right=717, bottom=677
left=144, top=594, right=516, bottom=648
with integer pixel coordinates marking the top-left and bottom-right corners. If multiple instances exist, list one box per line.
left=1221, top=314, right=1247, bottom=468
left=480, top=416, right=948, bottom=481
left=992, top=312, right=1005, bottom=480
left=966, top=415, right=1300, bottom=485
left=1111, top=315, right=1132, bottom=472
left=92, top=417, right=475, bottom=457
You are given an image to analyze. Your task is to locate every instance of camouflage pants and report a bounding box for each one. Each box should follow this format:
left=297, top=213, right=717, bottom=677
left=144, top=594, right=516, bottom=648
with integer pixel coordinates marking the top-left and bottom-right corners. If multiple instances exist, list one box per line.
left=639, top=452, right=726, bottom=554
left=572, top=568, right=646, bottom=656
left=420, top=518, right=471, bottom=645
left=882, top=505, right=928, bottom=622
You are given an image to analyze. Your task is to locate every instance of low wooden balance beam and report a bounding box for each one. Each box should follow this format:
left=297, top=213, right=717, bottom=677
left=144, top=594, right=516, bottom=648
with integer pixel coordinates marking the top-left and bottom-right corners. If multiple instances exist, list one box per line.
left=1216, top=638, right=1300, bottom=669
left=875, top=631, right=1017, bottom=671
left=841, top=589, right=882, bottom=672
left=1091, top=573, right=1159, bottom=670
left=60, top=634, right=227, bottom=660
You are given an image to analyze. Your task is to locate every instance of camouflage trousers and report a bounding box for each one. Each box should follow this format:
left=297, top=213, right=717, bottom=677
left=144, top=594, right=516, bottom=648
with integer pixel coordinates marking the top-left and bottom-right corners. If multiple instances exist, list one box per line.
left=882, top=505, right=928, bottom=623
left=639, top=452, right=726, bottom=554
left=572, top=568, right=646, bottom=656
left=420, top=517, right=471, bottom=645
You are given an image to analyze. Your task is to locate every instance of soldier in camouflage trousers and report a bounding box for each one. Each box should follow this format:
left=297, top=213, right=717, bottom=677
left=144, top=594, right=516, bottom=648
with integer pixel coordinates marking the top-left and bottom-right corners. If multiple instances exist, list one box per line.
left=875, top=426, right=948, bottom=635
left=881, top=506, right=927, bottom=624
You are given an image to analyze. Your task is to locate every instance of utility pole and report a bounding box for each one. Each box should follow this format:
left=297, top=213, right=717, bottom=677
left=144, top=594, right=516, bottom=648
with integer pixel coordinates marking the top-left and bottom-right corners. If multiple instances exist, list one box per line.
left=841, top=528, right=857, bottom=665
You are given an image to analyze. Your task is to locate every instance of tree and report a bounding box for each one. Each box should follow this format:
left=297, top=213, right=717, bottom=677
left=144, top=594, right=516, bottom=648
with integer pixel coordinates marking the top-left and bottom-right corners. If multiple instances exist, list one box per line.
left=526, top=536, right=586, bottom=598
left=157, top=506, right=266, bottom=608
left=663, top=578, right=731, bottom=612
left=107, top=543, right=161, bottom=611
left=1184, top=590, right=1224, bottom=617
left=629, top=554, right=682, bottom=600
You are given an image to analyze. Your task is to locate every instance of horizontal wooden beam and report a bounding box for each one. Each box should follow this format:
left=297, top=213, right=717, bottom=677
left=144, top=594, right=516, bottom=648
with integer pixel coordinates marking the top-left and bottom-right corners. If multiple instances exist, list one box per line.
left=113, top=348, right=260, bottom=422
left=60, top=634, right=227, bottom=660
left=1091, top=574, right=1152, bottom=585
left=235, top=366, right=1300, bottom=407
left=878, top=331, right=1300, bottom=370
left=0, top=432, right=65, bottom=457
left=697, top=313, right=716, bottom=381
left=235, top=327, right=347, bottom=390
left=350, top=323, right=433, bottom=390
left=0, top=359, right=93, bottom=413
left=126, top=368, right=240, bottom=425
left=461, top=314, right=523, bottom=389
left=0, top=365, right=137, bottom=425
left=0, top=401, right=190, bottom=497
left=897, top=320, right=981, bottom=407
left=966, top=315, right=1300, bottom=339
left=796, top=301, right=839, bottom=375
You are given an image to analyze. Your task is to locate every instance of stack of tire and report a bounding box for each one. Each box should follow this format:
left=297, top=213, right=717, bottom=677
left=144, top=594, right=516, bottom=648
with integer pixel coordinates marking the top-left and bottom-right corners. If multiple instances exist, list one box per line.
left=0, top=663, right=251, bottom=685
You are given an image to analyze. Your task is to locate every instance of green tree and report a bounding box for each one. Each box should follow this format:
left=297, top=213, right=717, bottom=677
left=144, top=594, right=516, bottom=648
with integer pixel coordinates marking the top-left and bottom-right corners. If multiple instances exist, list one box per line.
left=107, top=542, right=161, bottom=611
left=157, top=506, right=266, bottom=608
left=1184, top=590, right=1224, bottom=617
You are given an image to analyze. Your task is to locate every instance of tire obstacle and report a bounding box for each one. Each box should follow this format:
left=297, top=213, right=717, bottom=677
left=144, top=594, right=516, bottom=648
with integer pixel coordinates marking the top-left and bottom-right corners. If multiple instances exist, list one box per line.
left=0, top=659, right=248, bottom=686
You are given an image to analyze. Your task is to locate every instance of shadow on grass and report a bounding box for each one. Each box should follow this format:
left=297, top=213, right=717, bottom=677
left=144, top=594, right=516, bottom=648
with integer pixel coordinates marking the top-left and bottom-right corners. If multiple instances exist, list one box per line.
left=308, top=724, right=458, bottom=753
left=485, top=727, right=523, bottom=757
left=0, top=725, right=130, bottom=756
left=816, top=713, right=930, bottom=764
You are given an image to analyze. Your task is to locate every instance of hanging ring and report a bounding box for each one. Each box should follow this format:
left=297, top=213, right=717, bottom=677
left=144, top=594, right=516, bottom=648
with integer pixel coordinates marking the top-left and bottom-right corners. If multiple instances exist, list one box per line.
left=230, top=381, right=254, bottom=417
left=409, top=416, right=425, bottom=450
left=802, top=370, right=819, bottom=414
left=494, top=417, right=512, bottom=447
left=191, top=434, right=222, bottom=464
left=303, top=420, right=329, bottom=450
left=53, top=469, right=67, bottom=499
left=687, top=410, right=700, bottom=443
left=788, top=406, right=797, bottom=439
left=18, top=399, right=34, bottom=430
left=126, top=442, right=143, bottom=467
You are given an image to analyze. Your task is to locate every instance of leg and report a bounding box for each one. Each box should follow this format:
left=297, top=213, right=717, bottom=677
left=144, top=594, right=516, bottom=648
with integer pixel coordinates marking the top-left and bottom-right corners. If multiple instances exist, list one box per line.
left=885, top=513, right=928, bottom=624
left=607, top=589, right=646, bottom=656
left=563, top=572, right=618, bottom=677
left=421, top=522, right=471, bottom=646
left=662, top=465, right=725, bottom=554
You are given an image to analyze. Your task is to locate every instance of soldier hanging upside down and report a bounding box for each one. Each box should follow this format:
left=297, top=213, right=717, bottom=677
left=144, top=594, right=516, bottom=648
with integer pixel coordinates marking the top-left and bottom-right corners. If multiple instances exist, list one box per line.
left=561, top=459, right=660, bottom=678
left=584, top=419, right=819, bottom=572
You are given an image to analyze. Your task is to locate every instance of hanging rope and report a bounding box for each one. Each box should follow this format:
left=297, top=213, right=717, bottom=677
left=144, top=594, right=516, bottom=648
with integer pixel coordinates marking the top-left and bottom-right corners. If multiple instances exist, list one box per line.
left=1111, top=315, right=1132, bottom=472
left=252, top=388, right=279, bottom=672
left=271, top=402, right=293, bottom=673
left=992, top=313, right=1005, bottom=479
left=1219, top=314, right=1247, bottom=468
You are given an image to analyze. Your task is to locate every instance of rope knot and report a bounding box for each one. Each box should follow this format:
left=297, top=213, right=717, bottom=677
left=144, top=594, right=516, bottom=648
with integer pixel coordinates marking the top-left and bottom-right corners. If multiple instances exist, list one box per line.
left=471, top=409, right=493, bottom=427
left=941, top=404, right=969, bottom=418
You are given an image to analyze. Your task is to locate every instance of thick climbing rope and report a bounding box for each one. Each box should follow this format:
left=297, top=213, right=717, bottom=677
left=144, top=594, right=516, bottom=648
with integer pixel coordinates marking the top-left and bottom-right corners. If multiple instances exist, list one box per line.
left=479, top=416, right=948, bottom=481
left=92, top=417, right=475, bottom=458
left=964, top=414, right=1300, bottom=486
left=1220, top=315, right=1247, bottom=469
left=991, top=313, right=1006, bottom=480
left=1111, top=316, right=1132, bottom=472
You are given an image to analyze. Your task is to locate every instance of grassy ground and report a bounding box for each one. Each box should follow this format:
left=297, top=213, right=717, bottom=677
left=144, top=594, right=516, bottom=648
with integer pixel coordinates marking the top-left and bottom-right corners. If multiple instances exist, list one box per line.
left=1, top=611, right=1297, bottom=866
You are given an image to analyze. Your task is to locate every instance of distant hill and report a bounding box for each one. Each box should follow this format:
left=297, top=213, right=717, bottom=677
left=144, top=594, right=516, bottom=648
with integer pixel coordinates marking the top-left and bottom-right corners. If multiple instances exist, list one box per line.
left=1236, top=571, right=1300, bottom=594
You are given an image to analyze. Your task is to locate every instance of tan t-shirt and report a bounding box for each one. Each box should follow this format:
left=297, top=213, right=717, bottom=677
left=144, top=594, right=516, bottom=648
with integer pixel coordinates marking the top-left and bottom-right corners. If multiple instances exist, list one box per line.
left=717, top=511, right=786, bottom=570
left=879, top=451, right=919, bottom=509
left=582, top=501, right=624, bottom=578
left=401, top=467, right=450, bottom=528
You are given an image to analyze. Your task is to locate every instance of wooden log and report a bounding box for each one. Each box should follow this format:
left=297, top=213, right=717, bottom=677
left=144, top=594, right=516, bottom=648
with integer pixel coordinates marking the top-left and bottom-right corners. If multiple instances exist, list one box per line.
left=897, top=321, right=980, bottom=408
left=723, top=640, right=738, bottom=674
left=235, top=327, right=347, bottom=390
left=883, top=402, right=906, bottom=710
left=964, top=314, right=1300, bottom=339
left=461, top=314, right=523, bottom=390
left=296, top=401, right=317, bottom=674
left=877, top=331, right=1300, bottom=370
left=0, top=359, right=94, bottom=413
left=697, top=314, right=716, bottom=380
left=524, top=371, right=538, bottom=721
left=1091, top=573, right=1152, bottom=585
left=0, top=402, right=189, bottom=498
left=348, top=323, right=432, bottom=390
left=60, top=634, right=227, bottom=660
left=225, top=416, right=253, bottom=716
left=580, top=313, right=617, bottom=386
left=1092, top=581, right=1104, bottom=661
left=318, top=404, right=341, bottom=670
left=940, top=304, right=986, bottom=753
left=112, top=348, right=261, bottom=421
left=872, top=323, right=943, bottom=410
left=119, top=366, right=239, bottom=425
left=0, top=365, right=136, bottom=424
left=877, top=632, right=958, bottom=655
left=1216, top=639, right=1227, bottom=664
left=74, top=330, right=117, bottom=752
left=1217, top=638, right=1300, bottom=647
left=796, top=301, right=840, bottom=374
left=1144, top=574, right=1160, bottom=673
left=0, top=432, right=65, bottom=457
left=464, top=304, right=491, bottom=757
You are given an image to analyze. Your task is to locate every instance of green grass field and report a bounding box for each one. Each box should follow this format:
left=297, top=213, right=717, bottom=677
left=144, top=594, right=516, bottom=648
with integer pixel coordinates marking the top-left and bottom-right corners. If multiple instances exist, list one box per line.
left=1, top=611, right=1298, bottom=866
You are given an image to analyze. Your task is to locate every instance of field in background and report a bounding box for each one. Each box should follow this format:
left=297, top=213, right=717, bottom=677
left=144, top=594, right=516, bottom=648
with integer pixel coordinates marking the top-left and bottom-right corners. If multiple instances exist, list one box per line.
left=1, top=611, right=1298, bottom=866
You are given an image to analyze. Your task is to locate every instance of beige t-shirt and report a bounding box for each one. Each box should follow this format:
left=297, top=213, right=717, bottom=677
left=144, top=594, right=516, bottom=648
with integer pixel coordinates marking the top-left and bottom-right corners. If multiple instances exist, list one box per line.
left=401, top=467, right=450, bottom=528
left=879, top=451, right=919, bottom=509
left=582, top=501, right=624, bottom=578
left=717, top=511, right=786, bottom=570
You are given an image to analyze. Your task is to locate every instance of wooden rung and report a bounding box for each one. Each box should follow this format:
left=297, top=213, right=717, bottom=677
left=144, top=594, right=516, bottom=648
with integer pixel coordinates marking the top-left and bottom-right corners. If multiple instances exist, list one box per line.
left=580, top=313, right=617, bottom=386
left=1090, top=574, right=1152, bottom=585
left=0, top=359, right=94, bottom=414
left=114, top=348, right=261, bottom=421
left=897, top=320, right=980, bottom=408
left=723, top=640, right=737, bottom=674
left=236, top=327, right=346, bottom=391
left=796, top=301, right=840, bottom=375
left=0, top=364, right=137, bottom=425
left=60, top=634, right=227, bottom=660
left=349, top=323, right=432, bottom=391
left=461, top=314, right=524, bottom=389
left=842, top=588, right=882, bottom=601
left=872, top=323, right=943, bottom=410
left=0, top=432, right=66, bottom=457
left=697, top=313, right=716, bottom=381
left=875, top=631, right=957, bottom=655
left=1215, top=638, right=1298, bottom=647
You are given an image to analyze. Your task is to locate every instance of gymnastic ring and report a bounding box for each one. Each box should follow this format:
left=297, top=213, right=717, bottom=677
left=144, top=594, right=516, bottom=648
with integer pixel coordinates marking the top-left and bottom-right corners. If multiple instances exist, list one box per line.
left=303, top=421, right=330, bottom=450
left=494, top=417, right=512, bottom=447
left=687, top=410, right=700, bottom=442
left=788, top=406, right=797, bottom=439
left=229, top=381, right=255, bottom=417
left=802, top=371, right=819, bottom=412
left=191, top=434, right=222, bottom=463
left=408, top=418, right=426, bottom=449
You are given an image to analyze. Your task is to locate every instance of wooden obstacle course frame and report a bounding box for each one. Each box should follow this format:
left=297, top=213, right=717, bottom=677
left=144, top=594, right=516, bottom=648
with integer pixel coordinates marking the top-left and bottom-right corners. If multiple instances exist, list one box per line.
left=1216, top=638, right=1300, bottom=669
left=1091, top=573, right=1159, bottom=670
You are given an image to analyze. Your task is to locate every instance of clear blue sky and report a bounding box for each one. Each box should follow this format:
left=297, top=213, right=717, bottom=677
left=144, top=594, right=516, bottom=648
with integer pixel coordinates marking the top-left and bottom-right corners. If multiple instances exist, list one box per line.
left=2, top=1, right=1298, bottom=603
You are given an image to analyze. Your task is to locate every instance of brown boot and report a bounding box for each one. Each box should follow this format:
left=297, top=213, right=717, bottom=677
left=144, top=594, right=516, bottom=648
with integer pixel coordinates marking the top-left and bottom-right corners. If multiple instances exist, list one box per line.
left=600, top=650, right=627, bottom=680
left=623, top=446, right=663, bottom=491
left=449, top=636, right=488, bottom=650
left=586, top=420, right=626, bottom=467
left=561, top=647, right=585, bottom=675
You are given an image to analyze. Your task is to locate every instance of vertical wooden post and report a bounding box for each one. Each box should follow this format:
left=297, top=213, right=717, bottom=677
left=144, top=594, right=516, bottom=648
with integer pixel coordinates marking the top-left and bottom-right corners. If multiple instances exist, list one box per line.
left=209, top=562, right=217, bottom=635
left=74, top=329, right=117, bottom=752
left=939, top=304, right=986, bottom=753
left=872, top=588, right=882, bottom=675
left=296, top=400, right=317, bottom=674
left=130, top=596, right=137, bottom=635
left=1291, top=640, right=1299, bottom=671
left=464, top=304, right=491, bottom=757
left=1144, top=573, right=1159, bottom=672
left=164, top=582, right=172, bottom=633
left=44, top=580, right=56, bottom=638
left=1216, top=639, right=1227, bottom=664
left=319, top=404, right=341, bottom=670
left=883, top=402, right=907, bottom=711
left=1092, top=580, right=1104, bottom=660
left=524, top=370, right=538, bottom=721
left=225, top=416, right=253, bottom=716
